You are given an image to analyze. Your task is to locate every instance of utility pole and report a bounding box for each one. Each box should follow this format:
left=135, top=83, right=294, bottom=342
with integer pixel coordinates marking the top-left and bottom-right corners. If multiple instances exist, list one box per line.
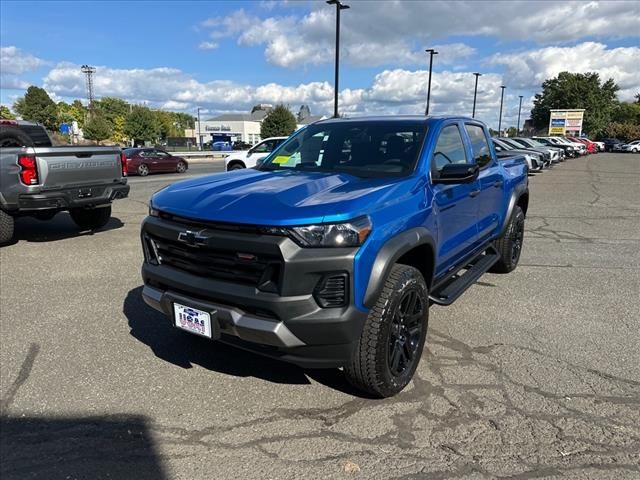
left=327, top=0, right=350, bottom=118
left=517, top=95, right=524, bottom=134
left=424, top=48, right=438, bottom=115
left=80, top=65, right=96, bottom=110
left=197, top=107, right=202, bottom=150
left=498, top=85, right=506, bottom=137
left=472, top=72, right=482, bottom=118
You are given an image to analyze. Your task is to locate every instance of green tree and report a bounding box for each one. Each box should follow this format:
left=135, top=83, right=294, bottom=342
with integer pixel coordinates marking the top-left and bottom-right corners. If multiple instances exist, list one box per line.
left=71, top=100, right=88, bottom=128
left=83, top=114, right=113, bottom=144
left=56, top=101, right=76, bottom=124
left=612, top=102, right=640, bottom=125
left=0, top=105, right=15, bottom=120
left=530, top=72, right=619, bottom=136
left=12, top=86, right=58, bottom=130
left=260, top=104, right=297, bottom=139
left=95, top=97, right=130, bottom=124
left=111, top=115, right=128, bottom=144
left=602, top=122, right=640, bottom=142
left=125, top=106, right=158, bottom=142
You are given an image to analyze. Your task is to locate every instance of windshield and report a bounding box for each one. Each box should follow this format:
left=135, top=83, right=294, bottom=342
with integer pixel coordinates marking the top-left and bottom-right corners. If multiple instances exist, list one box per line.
left=258, top=121, right=428, bottom=178
left=501, top=138, right=525, bottom=149
left=493, top=138, right=514, bottom=150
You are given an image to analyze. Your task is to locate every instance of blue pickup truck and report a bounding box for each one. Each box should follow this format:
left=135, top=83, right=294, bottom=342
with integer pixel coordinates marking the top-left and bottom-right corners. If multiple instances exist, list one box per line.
left=140, top=116, right=529, bottom=397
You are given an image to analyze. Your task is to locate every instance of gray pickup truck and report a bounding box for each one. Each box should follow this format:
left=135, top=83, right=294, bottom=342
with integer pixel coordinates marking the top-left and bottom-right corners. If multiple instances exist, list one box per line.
left=0, top=120, right=129, bottom=245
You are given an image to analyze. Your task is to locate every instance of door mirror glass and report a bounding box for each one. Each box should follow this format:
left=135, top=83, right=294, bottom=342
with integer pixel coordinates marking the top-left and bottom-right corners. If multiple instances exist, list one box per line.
left=433, top=163, right=479, bottom=184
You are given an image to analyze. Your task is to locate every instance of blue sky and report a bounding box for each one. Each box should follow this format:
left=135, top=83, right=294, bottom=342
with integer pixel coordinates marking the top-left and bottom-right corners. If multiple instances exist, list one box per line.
left=1, top=1, right=639, bottom=127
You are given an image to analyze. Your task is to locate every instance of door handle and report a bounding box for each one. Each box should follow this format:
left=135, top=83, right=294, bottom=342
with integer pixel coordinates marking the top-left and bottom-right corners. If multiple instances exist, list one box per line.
left=494, top=180, right=504, bottom=188
left=469, top=189, right=481, bottom=198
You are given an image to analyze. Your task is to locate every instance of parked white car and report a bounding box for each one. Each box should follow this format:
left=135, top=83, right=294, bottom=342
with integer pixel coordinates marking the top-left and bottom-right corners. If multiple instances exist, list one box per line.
left=592, top=141, right=605, bottom=151
left=619, top=140, right=640, bottom=153
left=224, top=137, right=288, bottom=171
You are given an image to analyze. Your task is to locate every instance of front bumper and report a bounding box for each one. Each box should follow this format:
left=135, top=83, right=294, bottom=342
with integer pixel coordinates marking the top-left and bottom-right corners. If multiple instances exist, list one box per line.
left=140, top=215, right=368, bottom=368
left=15, top=182, right=129, bottom=212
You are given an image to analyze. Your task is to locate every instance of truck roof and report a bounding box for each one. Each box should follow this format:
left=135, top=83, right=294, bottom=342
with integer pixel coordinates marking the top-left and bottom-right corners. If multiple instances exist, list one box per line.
left=314, top=115, right=479, bottom=126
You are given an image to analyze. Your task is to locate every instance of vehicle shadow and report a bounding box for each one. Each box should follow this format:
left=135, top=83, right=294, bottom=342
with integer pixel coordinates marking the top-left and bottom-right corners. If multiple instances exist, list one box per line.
left=123, top=286, right=364, bottom=396
left=9, top=212, right=123, bottom=244
left=0, top=415, right=167, bottom=480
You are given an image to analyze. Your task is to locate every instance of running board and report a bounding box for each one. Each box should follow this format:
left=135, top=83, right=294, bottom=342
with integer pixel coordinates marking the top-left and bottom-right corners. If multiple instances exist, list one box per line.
left=429, top=250, right=499, bottom=306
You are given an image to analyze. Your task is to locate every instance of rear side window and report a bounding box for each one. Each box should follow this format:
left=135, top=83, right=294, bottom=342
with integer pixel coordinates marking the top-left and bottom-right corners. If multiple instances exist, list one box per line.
left=432, top=124, right=468, bottom=174
left=465, top=124, right=492, bottom=168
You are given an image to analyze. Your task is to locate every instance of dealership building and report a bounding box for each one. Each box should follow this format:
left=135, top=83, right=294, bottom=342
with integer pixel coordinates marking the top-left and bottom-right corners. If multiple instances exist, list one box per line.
left=186, top=105, right=325, bottom=146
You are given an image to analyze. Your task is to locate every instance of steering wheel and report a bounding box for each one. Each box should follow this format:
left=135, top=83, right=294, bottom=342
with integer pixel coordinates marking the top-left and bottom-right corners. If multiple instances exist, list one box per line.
left=434, top=151, right=453, bottom=164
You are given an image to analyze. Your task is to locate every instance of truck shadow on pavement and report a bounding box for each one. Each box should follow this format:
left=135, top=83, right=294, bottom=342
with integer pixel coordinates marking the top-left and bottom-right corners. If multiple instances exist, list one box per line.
left=0, top=415, right=167, bottom=480
left=9, top=213, right=123, bottom=244
left=123, top=287, right=363, bottom=396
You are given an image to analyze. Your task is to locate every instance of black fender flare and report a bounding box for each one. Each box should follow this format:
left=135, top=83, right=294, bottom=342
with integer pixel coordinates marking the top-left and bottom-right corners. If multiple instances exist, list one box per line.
left=363, top=227, right=436, bottom=308
left=499, top=184, right=529, bottom=236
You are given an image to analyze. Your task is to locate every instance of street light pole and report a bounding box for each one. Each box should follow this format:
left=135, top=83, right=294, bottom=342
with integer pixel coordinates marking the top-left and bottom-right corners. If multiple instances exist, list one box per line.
left=424, top=48, right=438, bottom=116
left=327, top=0, right=350, bottom=118
left=197, top=107, right=202, bottom=150
left=517, top=95, right=524, bottom=134
left=472, top=72, right=482, bottom=118
left=498, top=85, right=506, bottom=137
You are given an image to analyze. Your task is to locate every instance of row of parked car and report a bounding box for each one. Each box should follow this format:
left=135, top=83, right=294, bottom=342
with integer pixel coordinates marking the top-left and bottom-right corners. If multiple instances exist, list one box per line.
left=605, top=138, right=640, bottom=153
left=491, top=135, right=605, bottom=172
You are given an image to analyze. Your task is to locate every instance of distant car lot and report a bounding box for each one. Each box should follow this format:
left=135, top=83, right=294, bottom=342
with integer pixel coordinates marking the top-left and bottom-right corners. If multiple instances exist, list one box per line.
left=1, top=153, right=639, bottom=479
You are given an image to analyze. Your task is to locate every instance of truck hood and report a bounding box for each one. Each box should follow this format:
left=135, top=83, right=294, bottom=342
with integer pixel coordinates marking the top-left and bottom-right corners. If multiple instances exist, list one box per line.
left=151, top=169, right=409, bottom=226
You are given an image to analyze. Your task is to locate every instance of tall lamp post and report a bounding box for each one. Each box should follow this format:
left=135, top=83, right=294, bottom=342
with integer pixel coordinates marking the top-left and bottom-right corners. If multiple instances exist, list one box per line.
left=197, top=107, right=202, bottom=150
left=472, top=72, right=482, bottom=118
left=516, top=95, right=523, bottom=135
left=497, top=85, right=506, bottom=137
left=327, top=0, right=350, bottom=118
left=424, top=48, right=438, bottom=115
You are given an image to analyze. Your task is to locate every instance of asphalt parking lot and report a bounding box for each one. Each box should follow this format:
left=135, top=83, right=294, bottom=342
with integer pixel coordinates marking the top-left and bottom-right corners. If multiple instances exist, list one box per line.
left=1, top=153, right=639, bottom=479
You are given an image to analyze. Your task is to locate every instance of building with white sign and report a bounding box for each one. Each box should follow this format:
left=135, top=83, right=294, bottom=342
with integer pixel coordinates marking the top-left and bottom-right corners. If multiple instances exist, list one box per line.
left=186, top=105, right=326, bottom=147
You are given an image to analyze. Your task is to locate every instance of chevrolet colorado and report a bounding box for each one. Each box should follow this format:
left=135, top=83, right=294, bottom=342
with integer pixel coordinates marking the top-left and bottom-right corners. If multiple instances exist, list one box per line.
left=140, top=116, right=529, bottom=397
left=0, top=120, right=129, bottom=245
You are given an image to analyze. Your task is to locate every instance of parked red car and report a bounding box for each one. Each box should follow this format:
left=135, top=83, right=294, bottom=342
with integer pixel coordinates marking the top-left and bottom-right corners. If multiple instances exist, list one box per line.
left=567, top=137, right=597, bottom=154
left=123, top=148, right=188, bottom=176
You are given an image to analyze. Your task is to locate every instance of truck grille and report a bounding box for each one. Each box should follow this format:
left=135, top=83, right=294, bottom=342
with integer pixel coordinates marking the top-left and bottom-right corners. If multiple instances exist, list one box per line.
left=146, top=233, right=281, bottom=289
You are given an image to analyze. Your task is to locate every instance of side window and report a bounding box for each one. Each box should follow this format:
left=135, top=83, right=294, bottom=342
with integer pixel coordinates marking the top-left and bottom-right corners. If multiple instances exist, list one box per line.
left=465, top=124, right=492, bottom=168
left=154, top=150, right=169, bottom=157
left=252, top=141, right=270, bottom=154
left=432, top=124, right=468, bottom=175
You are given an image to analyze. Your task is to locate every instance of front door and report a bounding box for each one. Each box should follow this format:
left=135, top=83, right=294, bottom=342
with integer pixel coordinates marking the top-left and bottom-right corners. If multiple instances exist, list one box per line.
left=430, top=123, right=480, bottom=277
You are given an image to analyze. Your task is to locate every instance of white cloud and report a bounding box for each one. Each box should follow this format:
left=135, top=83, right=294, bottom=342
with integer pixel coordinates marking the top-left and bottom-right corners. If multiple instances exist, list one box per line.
left=0, top=46, right=48, bottom=91
left=491, top=42, right=640, bottom=101
left=198, top=41, right=219, bottom=50
left=199, top=1, right=639, bottom=68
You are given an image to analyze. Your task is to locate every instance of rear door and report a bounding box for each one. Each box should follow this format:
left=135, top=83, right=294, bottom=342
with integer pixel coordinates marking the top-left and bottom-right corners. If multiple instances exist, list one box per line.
left=153, top=149, right=175, bottom=172
left=430, top=122, right=480, bottom=276
left=464, top=122, right=504, bottom=246
left=34, top=146, right=123, bottom=188
left=140, top=149, right=160, bottom=172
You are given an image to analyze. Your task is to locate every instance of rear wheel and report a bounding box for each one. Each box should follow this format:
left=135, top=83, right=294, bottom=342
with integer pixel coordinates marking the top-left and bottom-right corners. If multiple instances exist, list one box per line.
left=491, top=205, right=525, bottom=273
left=69, top=205, right=112, bottom=231
left=176, top=161, right=187, bottom=173
left=0, top=209, right=15, bottom=245
left=344, top=264, right=429, bottom=398
left=137, top=164, right=149, bottom=176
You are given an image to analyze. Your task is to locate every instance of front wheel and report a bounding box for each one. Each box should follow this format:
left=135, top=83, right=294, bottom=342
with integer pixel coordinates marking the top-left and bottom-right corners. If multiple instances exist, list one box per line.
left=344, top=264, right=429, bottom=398
left=176, top=161, right=187, bottom=173
left=491, top=205, right=525, bottom=273
left=69, top=205, right=112, bottom=231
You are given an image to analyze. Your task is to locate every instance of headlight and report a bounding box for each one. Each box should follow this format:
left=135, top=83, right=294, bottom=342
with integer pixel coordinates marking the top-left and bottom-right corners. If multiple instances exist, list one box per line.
left=289, top=216, right=372, bottom=247
left=148, top=200, right=159, bottom=217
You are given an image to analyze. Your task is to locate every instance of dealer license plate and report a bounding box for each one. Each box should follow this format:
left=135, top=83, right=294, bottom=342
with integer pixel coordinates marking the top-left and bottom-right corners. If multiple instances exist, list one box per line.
left=173, top=303, right=212, bottom=338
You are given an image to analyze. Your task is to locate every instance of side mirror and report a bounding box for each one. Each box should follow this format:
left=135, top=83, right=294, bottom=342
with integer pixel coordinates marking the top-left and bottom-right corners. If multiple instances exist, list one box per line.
left=433, top=163, right=479, bottom=185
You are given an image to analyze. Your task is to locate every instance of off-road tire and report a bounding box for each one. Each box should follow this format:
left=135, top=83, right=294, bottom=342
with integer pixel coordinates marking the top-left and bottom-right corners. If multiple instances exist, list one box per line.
left=0, top=209, right=15, bottom=245
left=137, top=164, right=149, bottom=176
left=344, top=264, right=429, bottom=398
left=69, top=206, right=112, bottom=231
left=491, top=205, right=525, bottom=273
left=0, top=127, right=35, bottom=148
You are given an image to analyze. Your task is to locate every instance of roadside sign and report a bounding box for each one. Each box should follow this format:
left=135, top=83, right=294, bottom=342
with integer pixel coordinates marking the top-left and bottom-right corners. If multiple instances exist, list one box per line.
left=548, top=109, right=585, bottom=135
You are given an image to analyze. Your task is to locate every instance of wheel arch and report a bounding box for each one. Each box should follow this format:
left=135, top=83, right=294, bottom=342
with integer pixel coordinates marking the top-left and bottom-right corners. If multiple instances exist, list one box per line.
left=499, top=185, right=529, bottom=236
left=227, top=160, right=246, bottom=170
left=363, top=227, right=436, bottom=308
